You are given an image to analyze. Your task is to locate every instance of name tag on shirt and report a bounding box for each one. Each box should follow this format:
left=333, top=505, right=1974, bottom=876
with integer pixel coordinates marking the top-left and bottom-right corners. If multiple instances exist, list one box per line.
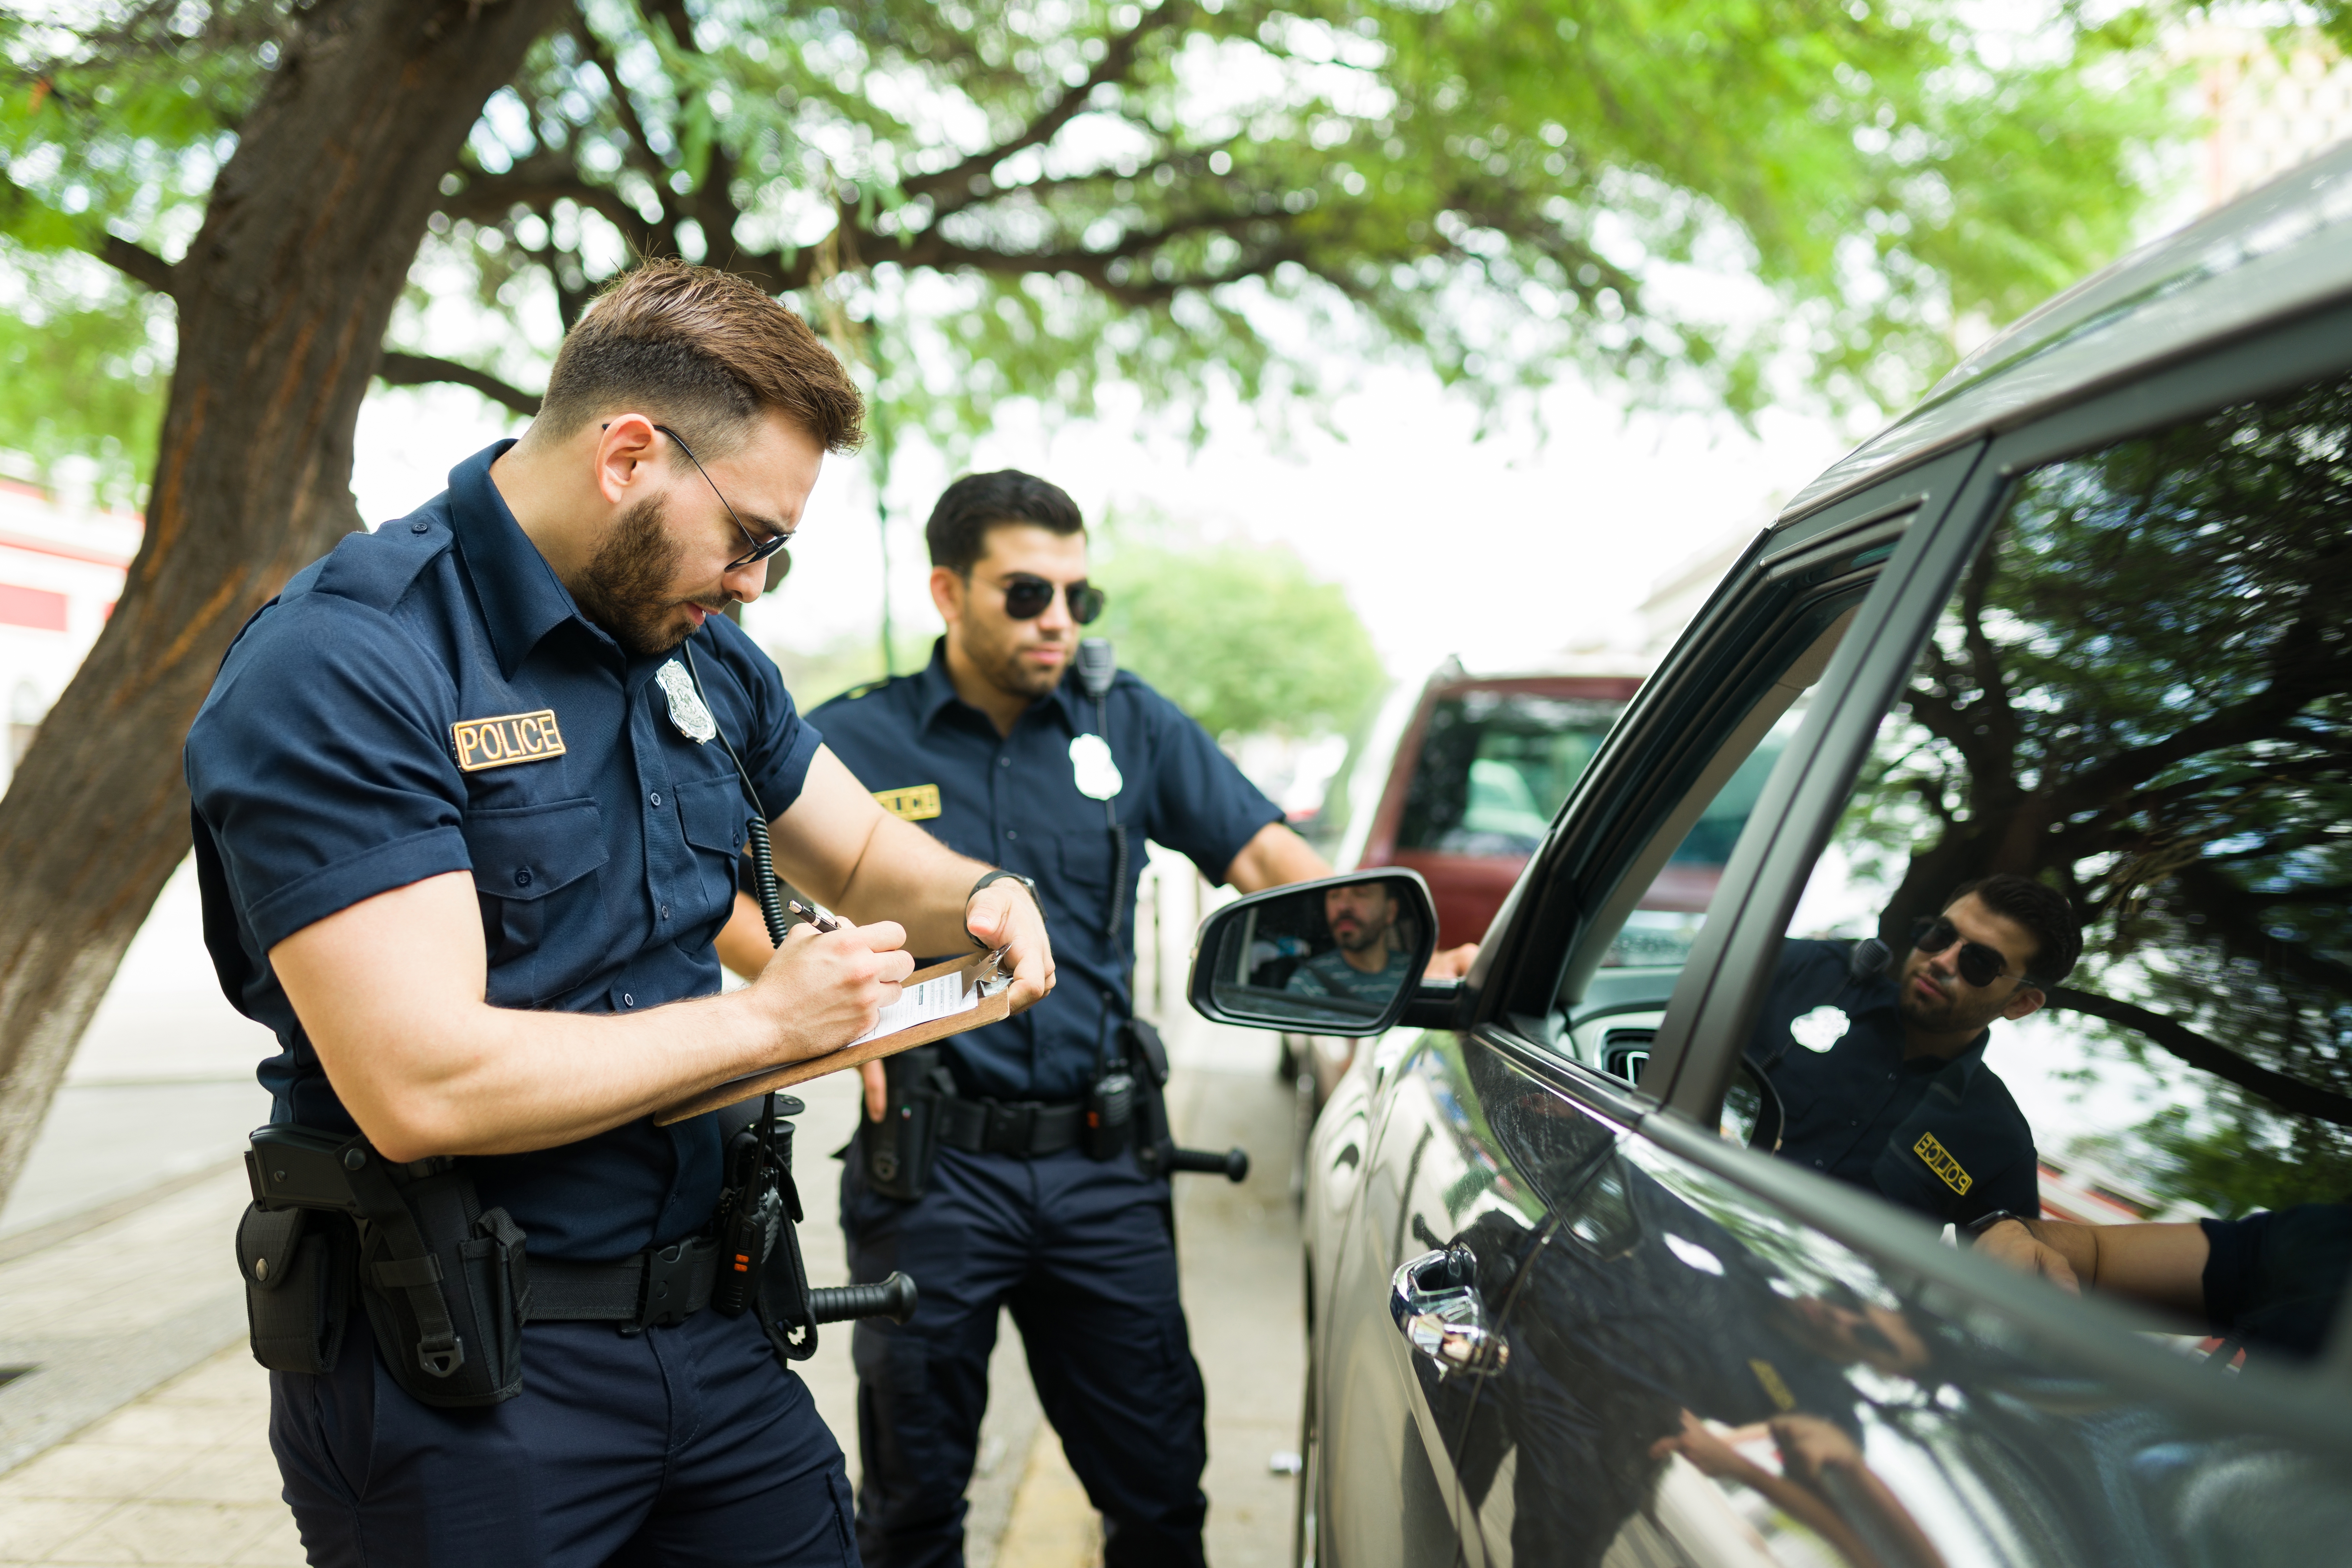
left=874, top=784, right=941, bottom=821
left=452, top=709, right=567, bottom=772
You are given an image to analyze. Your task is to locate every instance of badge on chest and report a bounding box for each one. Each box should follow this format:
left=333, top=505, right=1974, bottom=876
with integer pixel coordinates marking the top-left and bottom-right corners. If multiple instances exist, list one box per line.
left=451, top=710, right=566, bottom=772
left=1070, top=733, right=1122, bottom=800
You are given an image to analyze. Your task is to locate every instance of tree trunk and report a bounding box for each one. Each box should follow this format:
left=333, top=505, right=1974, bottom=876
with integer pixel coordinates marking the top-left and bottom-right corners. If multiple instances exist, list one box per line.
left=0, top=0, right=565, bottom=1212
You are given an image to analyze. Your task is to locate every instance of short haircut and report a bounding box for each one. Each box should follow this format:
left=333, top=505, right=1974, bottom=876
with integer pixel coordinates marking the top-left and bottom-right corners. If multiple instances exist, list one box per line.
left=925, top=470, right=1083, bottom=573
left=1946, top=873, right=2081, bottom=987
left=534, top=259, right=864, bottom=457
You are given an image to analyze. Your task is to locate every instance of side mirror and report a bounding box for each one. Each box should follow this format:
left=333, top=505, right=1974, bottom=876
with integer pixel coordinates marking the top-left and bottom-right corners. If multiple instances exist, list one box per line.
left=1187, top=871, right=1442, bottom=1036
left=1719, top=1058, right=1785, bottom=1153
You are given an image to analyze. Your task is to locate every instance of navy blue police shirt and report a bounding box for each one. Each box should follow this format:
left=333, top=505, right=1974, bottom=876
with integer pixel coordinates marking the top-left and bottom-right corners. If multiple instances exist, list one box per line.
left=1744, top=939, right=2039, bottom=1226
left=184, top=440, right=821, bottom=1261
left=811, top=640, right=1282, bottom=1102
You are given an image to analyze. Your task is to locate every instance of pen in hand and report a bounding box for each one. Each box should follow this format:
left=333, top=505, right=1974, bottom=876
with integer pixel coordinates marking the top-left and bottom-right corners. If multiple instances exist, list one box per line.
left=786, top=898, right=842, bottom=934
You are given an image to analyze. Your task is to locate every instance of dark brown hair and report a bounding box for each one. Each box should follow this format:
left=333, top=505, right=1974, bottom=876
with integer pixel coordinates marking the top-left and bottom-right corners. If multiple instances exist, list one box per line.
left=1945, top=873, right=2082, bottom=987
left=925, top=469, right=1083, bottom=573
left=534, top=259, right=864, bottom=456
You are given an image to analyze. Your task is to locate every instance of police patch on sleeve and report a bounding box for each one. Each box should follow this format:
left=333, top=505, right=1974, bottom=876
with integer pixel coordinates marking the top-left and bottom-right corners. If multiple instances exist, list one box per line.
left=874, top=784, right=942, bottom=821
left=1912, top=1130, right=1973, bottom=1195
left=451, top=710, right=566, bottom=772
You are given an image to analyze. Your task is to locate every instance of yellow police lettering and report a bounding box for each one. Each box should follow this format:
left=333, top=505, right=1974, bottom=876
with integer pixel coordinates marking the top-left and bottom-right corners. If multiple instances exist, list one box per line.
left=1913, top=1131, right=1973, bottom=1195
left=874, top=784, right=942, bottom=822
left=452, top=709, right=568, bottom=773
left=1748, top=1359, right=1798, bottom=1412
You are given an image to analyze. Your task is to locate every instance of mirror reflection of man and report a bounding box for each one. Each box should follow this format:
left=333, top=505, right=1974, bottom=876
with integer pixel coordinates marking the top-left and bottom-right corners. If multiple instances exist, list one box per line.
left=1747, top=874, right=2082, bottom=1227
left=1286, top=881, right=1414, bottom=1003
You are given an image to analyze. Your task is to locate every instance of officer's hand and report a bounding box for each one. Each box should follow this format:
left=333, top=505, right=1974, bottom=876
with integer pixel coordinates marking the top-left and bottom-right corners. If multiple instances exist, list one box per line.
left=966, top=883, right=1054, bottom=1014
left=862, top=1060, right=887, bottom=1123
left=1975, top=1217, right=2082, bottom=1294
left=752, top=915, right=916, bottom=1056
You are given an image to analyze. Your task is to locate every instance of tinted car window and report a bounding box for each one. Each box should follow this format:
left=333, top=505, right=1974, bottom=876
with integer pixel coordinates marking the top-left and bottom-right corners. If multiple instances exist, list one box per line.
left=1395, top=692, right=1619, bottom=856
left=1766, top=372, right=2352, bottom=1358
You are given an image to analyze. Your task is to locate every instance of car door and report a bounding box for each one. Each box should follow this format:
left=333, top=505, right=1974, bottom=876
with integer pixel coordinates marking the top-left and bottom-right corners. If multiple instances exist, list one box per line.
left=1448, top=307, right=2352, bottom=1567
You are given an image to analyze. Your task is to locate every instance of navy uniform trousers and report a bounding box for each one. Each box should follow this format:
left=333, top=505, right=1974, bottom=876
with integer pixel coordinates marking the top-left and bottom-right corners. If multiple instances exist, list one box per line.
left=843, top=1140, right=1208, bottom=1568
left=271, top=1305, right=856, bottom=1565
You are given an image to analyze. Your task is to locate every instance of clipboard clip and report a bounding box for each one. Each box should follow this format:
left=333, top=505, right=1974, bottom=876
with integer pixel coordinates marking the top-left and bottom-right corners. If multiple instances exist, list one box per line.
left=975, top=946, right=1013, bottom=997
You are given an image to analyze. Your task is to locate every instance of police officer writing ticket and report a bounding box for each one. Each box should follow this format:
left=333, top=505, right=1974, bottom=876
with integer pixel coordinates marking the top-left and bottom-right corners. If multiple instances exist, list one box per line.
left=183, top=261, right=1056, bottom=1563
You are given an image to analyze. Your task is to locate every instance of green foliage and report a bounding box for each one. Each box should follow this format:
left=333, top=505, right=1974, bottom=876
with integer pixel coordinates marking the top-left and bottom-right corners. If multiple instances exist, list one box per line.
left=0, top=0, right=2180, bottom=496
left=1092, top=540, right=1381, bottom=738
left=0, top=249, right=168, bottom=494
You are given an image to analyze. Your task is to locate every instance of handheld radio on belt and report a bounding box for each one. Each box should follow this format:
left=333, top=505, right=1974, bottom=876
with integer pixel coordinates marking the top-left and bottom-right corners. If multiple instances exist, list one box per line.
left=231, top=640, right=917, bottom=1406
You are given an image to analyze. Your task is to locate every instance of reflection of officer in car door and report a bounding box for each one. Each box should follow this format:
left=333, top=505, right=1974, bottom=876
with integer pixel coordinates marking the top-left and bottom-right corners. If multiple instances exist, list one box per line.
left=717, top=470, right=1330, bottom=1567
left=1746, top=874, right=2083, bottom=1226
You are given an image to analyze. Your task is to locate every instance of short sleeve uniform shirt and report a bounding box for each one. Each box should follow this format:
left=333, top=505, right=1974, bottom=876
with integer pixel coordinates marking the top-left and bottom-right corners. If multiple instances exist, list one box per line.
left=811, top=641, right=1281, bottom=1101
left=1744, top=939, right=2040, bottom=1226
left=185, top=440, right=822, bottom=1260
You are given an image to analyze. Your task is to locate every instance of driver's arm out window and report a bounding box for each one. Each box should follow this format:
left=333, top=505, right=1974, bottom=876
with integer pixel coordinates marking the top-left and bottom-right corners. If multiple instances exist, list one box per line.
left=1769, top=372, right=2352, bottom=1369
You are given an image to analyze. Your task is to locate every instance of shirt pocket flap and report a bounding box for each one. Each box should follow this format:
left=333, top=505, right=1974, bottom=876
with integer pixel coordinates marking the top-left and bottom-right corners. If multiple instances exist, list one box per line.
left=463, top=799, right=608, bottom=900
left=678, top=776, right=750, bottom=856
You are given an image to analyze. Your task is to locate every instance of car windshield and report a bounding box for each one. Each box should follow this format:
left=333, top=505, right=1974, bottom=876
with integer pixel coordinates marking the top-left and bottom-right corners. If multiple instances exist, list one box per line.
left=1396, top=691, right=1623, bottom=857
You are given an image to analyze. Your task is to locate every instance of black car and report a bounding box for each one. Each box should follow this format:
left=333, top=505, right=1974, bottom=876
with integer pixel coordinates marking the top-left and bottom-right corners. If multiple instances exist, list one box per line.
left=1189, top=146, right=2352, bottom=1567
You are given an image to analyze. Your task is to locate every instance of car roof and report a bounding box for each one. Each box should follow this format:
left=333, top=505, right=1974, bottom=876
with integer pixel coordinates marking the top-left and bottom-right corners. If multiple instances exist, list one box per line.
left=1781, top=139, right=2352, bottom=523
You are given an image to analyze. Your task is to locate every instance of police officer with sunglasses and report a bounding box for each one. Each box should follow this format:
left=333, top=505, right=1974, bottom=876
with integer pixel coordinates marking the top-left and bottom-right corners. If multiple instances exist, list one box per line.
left=716, top=469, right=1331, bottom=1567
left=1742, top=873, right=2084, bottom=1228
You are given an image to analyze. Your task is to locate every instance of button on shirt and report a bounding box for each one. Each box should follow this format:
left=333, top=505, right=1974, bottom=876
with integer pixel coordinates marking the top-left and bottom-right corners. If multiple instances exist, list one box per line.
left=812, top=641, right=1281, bottom=1102
left=185, top=440, right=821, bottom=1260
left=1744, top=939, right=2039, bottom=1225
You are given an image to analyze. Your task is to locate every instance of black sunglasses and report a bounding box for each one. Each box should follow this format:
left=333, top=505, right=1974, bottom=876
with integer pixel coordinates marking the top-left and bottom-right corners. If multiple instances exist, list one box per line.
left=1910, top=916, right=2037, bottom=991
left=615, top=422, right=792, bottom=573
left=997, top=572, right=1105, bottom=625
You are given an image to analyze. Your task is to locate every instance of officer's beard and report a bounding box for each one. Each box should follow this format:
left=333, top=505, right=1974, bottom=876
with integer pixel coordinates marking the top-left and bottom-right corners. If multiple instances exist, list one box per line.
left=574, top=494, right=691, bottom=657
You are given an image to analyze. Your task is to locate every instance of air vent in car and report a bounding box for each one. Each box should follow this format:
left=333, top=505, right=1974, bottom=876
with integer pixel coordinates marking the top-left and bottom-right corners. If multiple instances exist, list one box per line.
left=1601, top=1027, right=1656, bottom=1086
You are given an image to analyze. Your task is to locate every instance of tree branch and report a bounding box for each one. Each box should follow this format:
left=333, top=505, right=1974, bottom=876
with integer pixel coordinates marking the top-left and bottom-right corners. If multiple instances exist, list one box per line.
left=904, top=3, right=1185, bottom=215
left=439, top=162, right=657, bottom=246
left=376, top=351, right=541, bottom=417
left=1, top=172, right=178, bottom=296
left=2047, top=987, right=2352, bottom=1129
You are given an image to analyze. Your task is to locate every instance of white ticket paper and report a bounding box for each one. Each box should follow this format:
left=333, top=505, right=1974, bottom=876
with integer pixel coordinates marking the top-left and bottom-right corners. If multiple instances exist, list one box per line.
left=847, top=970, right=978, bottom=1048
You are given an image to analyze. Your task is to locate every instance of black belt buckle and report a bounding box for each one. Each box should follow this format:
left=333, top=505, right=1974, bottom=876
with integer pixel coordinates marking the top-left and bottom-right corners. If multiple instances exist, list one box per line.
left=633, top=1239, right=702, bottom=1330
left=982, top=1100, right=1036, bottom=1156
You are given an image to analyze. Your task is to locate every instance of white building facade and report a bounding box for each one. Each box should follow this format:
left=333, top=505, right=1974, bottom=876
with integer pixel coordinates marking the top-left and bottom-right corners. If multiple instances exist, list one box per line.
left=0, top=472, right=139, bottom=793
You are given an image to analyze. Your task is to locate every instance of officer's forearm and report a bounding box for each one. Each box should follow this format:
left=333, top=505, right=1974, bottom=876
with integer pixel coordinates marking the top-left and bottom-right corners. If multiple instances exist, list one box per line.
left=768, top=747, right=994, bottom=953
left=1224, top=821, right=1329, bottom=892
left=273, top=871, right=903, bottom=1162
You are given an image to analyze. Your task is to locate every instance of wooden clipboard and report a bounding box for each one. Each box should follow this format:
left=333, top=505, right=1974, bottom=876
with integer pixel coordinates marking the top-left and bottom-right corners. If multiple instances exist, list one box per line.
left=655, top=950, right=1013, bottom=1125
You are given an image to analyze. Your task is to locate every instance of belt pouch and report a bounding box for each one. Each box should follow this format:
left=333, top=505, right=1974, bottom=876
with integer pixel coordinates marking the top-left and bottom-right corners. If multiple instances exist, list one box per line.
left=355, top=1168, right=530, bottom=1408
left=865, top=1045, right=947, bottom=1202
left=237, top=1203, right=352, bottom=1375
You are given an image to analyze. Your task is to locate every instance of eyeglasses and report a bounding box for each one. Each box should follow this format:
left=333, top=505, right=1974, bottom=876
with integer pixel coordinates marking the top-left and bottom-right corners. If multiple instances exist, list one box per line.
left=1910, top=916, right=2037, bottom=990
left=640, top=423, right=793, bottom=572
left=995, top=572, right=1106, bottom=625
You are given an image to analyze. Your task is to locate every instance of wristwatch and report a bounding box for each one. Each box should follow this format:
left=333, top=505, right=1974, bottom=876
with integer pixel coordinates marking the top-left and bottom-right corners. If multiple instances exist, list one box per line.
left=967, top=870, right=1044, bottom=932
left=1963, top=1210, right=2032, bottom=1243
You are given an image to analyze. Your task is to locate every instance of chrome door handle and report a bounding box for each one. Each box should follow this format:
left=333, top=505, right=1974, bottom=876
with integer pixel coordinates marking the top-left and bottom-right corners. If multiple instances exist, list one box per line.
left=1390, top=1243, right=1508, bottom=1376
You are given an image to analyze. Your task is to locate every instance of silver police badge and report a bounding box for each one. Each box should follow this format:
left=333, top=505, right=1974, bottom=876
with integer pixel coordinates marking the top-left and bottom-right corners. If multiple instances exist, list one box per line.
left=1069, top=733, right=1123, bottom=800
left=1790, top=1004, right=1850, bottom=1053
left=654, top=659, right=717, bottom=745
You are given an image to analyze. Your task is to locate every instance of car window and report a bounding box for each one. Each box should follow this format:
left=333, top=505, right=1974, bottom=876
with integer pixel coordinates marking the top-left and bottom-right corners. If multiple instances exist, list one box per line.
left=1396, top=691, right=1621, bottom=857
left=1760, top=372, right=2352, bottom=1362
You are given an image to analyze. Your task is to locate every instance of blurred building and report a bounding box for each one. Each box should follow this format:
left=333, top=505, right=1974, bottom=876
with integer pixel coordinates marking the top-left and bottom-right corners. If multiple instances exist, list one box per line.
left=0, top=458, right=140, bottom=792
left=2191, top=26, right=2352, bottom=208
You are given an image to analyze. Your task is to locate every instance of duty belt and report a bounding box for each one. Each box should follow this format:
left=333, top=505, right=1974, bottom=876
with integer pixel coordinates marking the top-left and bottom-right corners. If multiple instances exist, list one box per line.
left=530, top=1235, right=725, bottom=1331
left=934, top=1096, right=1085, bottom=1159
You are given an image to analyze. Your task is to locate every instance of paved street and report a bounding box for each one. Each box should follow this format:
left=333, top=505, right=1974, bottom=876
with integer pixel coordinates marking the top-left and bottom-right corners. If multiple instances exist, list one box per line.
left=0, top=860, right=1305, bottom=1567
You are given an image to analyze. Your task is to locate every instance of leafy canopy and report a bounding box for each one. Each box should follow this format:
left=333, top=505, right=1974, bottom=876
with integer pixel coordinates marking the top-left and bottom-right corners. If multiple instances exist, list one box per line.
left=0, top=0, right=2173, bottom=492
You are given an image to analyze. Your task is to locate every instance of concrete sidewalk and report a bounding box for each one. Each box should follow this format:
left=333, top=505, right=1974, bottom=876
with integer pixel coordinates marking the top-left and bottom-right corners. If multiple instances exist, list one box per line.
left=0, top=1050, right=1303, bottom=1567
